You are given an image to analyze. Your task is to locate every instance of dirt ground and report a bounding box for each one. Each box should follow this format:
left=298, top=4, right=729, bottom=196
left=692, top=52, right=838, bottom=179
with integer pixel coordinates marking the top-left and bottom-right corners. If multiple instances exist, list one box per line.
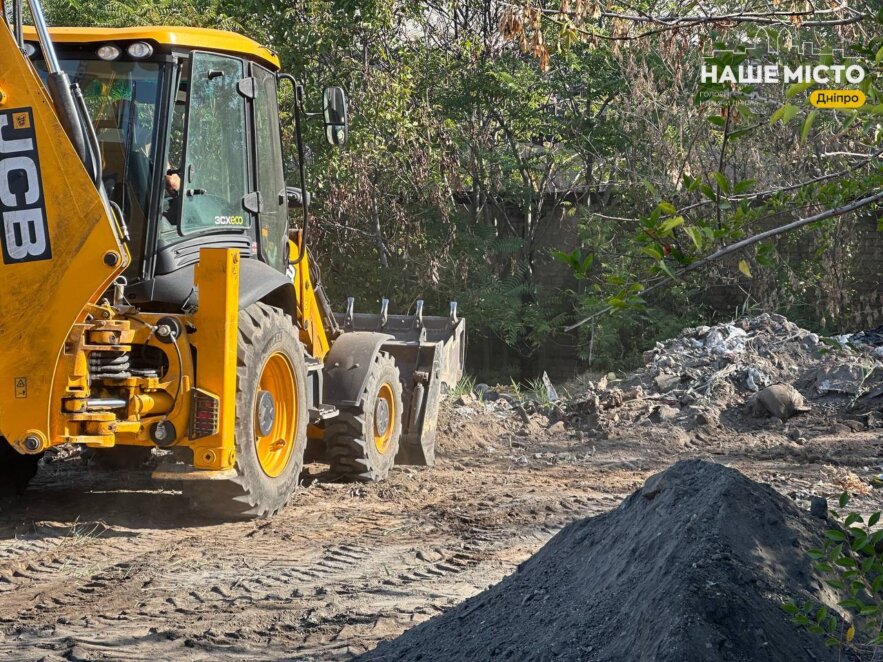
left=1, top=402, right=882, bottom=661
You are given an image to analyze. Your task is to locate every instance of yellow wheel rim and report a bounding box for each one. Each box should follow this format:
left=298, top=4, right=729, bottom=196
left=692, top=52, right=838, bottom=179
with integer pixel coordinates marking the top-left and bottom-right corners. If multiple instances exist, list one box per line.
left=373, top=383, right=395, bottom=454
left=254, top=352, right=297, bottom=478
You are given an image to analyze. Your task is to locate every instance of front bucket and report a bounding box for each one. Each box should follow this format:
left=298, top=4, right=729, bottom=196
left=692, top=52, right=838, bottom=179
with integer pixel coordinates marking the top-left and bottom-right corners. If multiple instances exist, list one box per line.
left=334, top=299, right=465, bottom=465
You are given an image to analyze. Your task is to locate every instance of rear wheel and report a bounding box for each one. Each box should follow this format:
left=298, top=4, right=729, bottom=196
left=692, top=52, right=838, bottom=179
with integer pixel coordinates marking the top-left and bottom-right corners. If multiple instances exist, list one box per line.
left=327, top=352, right=403, bottom=482
left=0, top=438, right=40, bottom=497
left=189, top=302, right=308, bottom=519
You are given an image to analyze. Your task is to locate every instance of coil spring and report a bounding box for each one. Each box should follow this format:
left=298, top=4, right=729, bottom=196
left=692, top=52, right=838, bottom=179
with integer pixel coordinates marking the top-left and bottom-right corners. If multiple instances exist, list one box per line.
left=88, top=350, right=132, bottom=380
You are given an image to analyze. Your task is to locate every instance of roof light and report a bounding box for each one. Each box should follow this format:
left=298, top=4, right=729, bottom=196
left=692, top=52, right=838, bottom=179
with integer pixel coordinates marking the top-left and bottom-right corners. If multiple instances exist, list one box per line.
left=127, top=42, right=153, bottom=59
left=23, top=43, right=36, bottom=57
left=97, top=44, right=121, bottom=61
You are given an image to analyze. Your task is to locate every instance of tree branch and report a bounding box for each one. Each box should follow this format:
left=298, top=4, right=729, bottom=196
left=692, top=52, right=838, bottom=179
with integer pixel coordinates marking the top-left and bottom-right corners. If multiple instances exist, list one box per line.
left=565, top=189, right=883, bottom=332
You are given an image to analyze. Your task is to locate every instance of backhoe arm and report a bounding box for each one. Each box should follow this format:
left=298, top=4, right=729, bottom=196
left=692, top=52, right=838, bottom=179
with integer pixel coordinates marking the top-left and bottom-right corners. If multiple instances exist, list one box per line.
left=0, top=17, right=128, bottom=452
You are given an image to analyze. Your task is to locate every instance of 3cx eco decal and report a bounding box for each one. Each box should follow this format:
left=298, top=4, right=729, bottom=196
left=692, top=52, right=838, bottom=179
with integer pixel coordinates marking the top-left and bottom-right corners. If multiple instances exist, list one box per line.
left=0, top=108, right=51, bottom=264
left=214, top=215, right=245, bottom=226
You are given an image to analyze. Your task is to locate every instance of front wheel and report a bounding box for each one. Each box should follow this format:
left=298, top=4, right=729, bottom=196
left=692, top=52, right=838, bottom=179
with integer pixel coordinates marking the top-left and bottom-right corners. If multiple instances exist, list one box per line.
left=327, top=352, right=403, bottom=482
left=189, top=302, right=308, bottom=519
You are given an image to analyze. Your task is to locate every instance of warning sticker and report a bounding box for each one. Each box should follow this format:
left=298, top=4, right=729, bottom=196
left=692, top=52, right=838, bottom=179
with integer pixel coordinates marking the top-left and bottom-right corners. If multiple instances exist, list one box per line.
left=14, top=377, right=26, bottom=398
left=12, top=112, right=30, bottom=130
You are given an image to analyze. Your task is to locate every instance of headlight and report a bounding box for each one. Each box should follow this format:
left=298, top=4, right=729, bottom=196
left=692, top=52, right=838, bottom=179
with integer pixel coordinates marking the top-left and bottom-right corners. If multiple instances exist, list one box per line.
left=127, top=42, right=153, bottom=59
left=97, top=44, right=121, bottom=61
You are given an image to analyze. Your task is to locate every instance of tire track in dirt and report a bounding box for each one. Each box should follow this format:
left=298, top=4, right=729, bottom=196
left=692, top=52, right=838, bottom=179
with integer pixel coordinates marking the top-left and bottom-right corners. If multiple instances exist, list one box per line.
left=0, top=410, right=670, bottom=661
left=0, top=469, right=614, bottom=660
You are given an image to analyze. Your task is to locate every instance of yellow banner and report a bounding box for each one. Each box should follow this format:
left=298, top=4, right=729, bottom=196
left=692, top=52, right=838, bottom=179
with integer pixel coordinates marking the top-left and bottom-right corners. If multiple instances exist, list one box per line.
left=809, top=90, right=866, bottom=109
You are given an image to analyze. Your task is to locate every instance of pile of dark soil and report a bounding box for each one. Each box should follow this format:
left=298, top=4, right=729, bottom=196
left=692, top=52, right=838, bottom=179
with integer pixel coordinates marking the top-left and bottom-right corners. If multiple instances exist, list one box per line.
left=362, top=460, right=841, bottom=661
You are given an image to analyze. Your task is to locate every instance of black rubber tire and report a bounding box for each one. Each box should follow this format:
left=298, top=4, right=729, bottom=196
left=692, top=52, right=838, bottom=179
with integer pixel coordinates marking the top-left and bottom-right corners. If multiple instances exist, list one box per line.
left=0, top=438, right=41, bottom=497
left=327, top=352, right=403, bottom=482
left=189, top=302, right=308, bottom=519
left=85, top=446, right=154, bottom=470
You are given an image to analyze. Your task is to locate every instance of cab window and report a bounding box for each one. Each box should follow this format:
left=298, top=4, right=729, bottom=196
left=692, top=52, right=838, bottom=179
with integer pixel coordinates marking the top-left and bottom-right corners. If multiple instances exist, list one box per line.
left=180, top=52, right=249, bottom=234
left=253, top=64, right=287, bottom=271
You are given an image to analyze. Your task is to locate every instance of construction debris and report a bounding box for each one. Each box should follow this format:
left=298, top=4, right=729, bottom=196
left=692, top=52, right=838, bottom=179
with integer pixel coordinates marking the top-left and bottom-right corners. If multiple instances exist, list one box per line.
left=362, top=461, right=841, bottom=662
left=815, top=363, right=870, bottom=395
left=561, top=314, right=883, bottom=436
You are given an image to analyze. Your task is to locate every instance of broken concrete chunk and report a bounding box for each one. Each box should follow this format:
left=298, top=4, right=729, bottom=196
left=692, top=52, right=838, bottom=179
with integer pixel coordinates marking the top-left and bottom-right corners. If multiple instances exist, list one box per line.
left=603, top=388, right=624, bottom=409
left=800, top=333, right=820, bottom=351
left=746, top=384, right=810, bottom=421
left=704, top=325, right=748, bottom=355
left=547, top=420, right=566, bottom=433
left=622, top=385, right=644, bottom=401
left=843, top=419, right=865, bottom=432
left=745, top=367, right=770, bottom=393
left=815, top=363, right=869, bottom=395
left=649, top=404, right=680, bottom=424
left=654, top=373, right=681, bottom=393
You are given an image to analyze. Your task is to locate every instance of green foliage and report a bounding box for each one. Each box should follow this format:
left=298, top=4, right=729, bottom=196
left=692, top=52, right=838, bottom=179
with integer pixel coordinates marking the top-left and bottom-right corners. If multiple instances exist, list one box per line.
left=37, top=0, right=883, bottom=378
left=450, top=374, right=477, bottom=398
left=522, top=377, right=552, bottom=406
left=44, top=0, right=242, bottom=28
left=786, top=492, right=883, bottom=653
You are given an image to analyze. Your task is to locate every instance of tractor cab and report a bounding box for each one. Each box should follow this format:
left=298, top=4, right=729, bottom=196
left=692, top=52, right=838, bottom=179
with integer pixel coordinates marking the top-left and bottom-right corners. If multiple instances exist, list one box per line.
left=24, top=27, right=302, bottom=309
left=2, top=14, right=463, bottom=518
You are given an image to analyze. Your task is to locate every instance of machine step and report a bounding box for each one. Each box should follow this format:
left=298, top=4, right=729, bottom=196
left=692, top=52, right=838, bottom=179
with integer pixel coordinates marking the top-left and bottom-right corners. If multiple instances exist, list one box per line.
left=309, top=404, right=339, bottom=422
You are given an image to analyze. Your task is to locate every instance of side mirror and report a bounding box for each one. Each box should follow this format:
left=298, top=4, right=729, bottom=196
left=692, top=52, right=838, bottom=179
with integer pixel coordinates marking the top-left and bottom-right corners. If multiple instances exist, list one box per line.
left=323, top=86, right=348, bottom=147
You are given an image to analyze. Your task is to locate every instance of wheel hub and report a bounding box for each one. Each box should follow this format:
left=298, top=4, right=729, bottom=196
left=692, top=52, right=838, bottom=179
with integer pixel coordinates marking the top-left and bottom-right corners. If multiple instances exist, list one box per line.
left=255, top=390, right=276, bottom=437
left=374, top=397, right=391, bottom=438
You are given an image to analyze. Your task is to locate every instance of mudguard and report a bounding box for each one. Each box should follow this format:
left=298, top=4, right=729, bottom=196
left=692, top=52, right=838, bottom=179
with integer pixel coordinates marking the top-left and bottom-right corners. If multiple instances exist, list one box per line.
left=0, top=21, right=127, bottom=451
left=323, top=331, right=393, bottom=408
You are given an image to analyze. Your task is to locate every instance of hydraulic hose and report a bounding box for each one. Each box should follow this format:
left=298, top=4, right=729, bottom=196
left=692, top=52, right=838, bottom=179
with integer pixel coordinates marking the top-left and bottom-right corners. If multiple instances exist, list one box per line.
left=28, top=0, right=93, bottom=177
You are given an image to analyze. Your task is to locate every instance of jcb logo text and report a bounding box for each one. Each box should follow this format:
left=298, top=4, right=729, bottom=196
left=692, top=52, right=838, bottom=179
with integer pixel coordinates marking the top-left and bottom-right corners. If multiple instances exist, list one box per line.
left=0, top=108, right=51, bottom=264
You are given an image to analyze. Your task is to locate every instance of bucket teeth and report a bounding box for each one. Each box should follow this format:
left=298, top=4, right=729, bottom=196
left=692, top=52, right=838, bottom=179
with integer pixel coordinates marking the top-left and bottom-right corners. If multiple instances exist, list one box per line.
left=379, top=298, right=389, bottom=328
left=344, top=297, right=355, bottom=329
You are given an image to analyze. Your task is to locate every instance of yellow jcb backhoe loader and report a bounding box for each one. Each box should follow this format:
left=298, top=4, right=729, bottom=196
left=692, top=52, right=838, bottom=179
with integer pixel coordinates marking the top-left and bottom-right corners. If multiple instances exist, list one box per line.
left=0, top=0, right=464, bottom=517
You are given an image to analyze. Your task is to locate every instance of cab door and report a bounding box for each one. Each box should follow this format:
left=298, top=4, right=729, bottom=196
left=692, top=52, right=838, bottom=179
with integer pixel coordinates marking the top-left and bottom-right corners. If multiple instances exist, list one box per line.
left=251, top=64, right=288, bottom=273
left=179, top=52, right=254, bottom=244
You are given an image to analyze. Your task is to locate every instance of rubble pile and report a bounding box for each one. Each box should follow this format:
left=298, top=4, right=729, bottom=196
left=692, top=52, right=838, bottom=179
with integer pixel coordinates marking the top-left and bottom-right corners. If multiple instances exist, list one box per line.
left=362, top=461, right=841, bottom=661
left=838, top=324, right=883, bottom=354
left=445, top=313, right=883, bottom=453
left=568, top=313, right=883, bottom=433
